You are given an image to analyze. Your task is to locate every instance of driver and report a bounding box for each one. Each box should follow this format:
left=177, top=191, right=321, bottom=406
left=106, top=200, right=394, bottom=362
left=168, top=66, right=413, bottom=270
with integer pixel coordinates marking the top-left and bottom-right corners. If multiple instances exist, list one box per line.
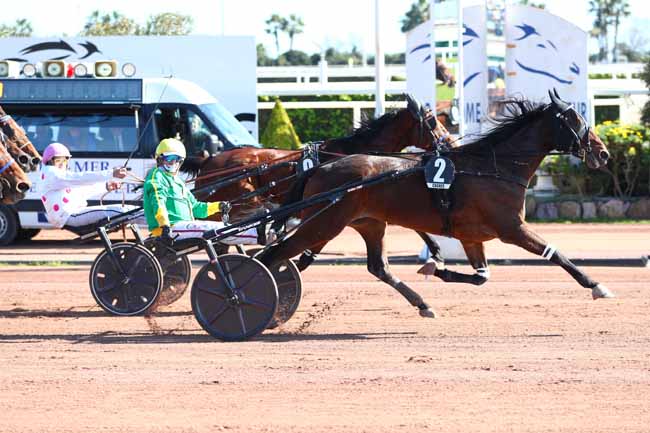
left=143, top=138, right=263, bottom=245
left=39, top=142, right=134, bottom=230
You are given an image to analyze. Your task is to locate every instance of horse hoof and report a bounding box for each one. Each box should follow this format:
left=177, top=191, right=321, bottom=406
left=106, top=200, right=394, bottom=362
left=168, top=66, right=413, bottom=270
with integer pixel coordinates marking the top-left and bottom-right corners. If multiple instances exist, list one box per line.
left=417, top=262, right=437, bottom=276
left=419, top=308, right=437, bottom=318
left=592, top=284, right=615, bottom=299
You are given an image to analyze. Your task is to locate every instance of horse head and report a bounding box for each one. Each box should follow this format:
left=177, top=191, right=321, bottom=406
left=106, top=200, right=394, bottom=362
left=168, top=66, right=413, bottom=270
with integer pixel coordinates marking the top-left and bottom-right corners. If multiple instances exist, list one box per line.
left=435, top=59, right=456, bottom=88
left=548, top=89, right=609, bottom=169
left=0, top=141, right=31, bottom=204
left=405, top=94, right=455, bottom=151
left=0, top=107, right=42, bottom=172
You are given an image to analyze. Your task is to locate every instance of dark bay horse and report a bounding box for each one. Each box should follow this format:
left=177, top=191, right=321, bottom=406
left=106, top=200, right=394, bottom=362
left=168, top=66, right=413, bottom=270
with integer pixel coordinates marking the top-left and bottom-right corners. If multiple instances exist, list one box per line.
left=183, top=95, right=454, bottom=221
left=259, top=92, right=614, bottom=318
left=0, top=132, right=31, bottom=204
left=0, top=106, right=42, bottom=172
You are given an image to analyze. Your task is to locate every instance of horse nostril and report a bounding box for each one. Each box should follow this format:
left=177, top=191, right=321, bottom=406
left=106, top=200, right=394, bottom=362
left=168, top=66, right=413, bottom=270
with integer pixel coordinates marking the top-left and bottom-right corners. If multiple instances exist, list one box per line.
left=16, top=181, right=31, bottom=193
left=18, top=154, right=29, bottom=165
left=600, top=150, right=610, bottom=161
left=32, top=157, right=42, bottom=166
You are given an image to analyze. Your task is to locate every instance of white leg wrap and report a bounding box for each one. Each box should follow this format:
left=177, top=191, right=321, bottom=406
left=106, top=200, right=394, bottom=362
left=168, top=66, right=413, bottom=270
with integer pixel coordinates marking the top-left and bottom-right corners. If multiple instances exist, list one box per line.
left=475, top=267, right=490, bottom=280
left=542, top=244, right=557, bottom=260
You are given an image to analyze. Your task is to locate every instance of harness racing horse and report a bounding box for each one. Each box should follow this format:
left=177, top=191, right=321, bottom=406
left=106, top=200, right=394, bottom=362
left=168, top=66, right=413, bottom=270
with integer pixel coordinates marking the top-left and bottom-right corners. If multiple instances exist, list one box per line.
left=436, top=58, right=456, bottom=88
left=0, top=130, right=31, bottom=204
left=258, top=91, right=614, bottom=319
left=0, top=106, right=42, bottom=172
left=183, top=95, right=454, bottom=222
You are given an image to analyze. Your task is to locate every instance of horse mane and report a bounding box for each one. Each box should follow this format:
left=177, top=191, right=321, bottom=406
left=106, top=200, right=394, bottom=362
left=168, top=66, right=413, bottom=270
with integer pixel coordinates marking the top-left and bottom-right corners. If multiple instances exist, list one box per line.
left=326, top=109, right=401, bottom=148
left=457, top=99, right=548, bottom=155
left=181, top=153, right=209, bottom=177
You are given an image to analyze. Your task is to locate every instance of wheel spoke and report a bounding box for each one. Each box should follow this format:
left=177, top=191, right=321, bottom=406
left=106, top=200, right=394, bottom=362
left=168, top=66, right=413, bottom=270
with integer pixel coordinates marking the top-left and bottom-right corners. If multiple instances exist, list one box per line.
left=126, top=254, right=147, bottom=278
left=236, top=308, right=247, bottom=334
left=95, top=280, right=121, bottom=294
left=276, top=280, right=295, bottom=289
left=207, top=303, right=230, bottom=325
left=242, top=297, right=274, bottom=311
left=197, top=285, right=226, bottom=299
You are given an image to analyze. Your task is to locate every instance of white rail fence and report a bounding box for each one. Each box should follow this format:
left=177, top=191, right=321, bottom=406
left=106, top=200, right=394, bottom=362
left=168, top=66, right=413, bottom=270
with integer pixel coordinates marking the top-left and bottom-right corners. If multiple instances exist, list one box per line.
left=257, top=63, right=649, bottom=125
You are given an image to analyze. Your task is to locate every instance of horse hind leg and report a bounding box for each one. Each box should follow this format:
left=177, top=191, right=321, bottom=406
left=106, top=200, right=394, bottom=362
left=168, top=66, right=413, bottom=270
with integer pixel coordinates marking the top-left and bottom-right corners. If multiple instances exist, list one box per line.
left=426, top=241, right=490, bottom=286
left=416, top=232, right=446, bottom=275
left=354, top=219, right=437, bottom=318
left=500, top=223, right=614, bottom=299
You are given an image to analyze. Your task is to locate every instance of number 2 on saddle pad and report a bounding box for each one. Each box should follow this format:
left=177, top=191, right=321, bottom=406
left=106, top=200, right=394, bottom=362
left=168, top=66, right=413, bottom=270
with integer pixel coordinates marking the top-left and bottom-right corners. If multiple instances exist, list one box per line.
left=425, top=156, right=455, bottom=190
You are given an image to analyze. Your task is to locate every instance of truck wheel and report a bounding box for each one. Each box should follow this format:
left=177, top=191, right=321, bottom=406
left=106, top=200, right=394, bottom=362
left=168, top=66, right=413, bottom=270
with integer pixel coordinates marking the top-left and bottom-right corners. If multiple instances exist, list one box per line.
left=17, top=228, right=41, bottom=241
left=0, top=205, right=19, bottom=246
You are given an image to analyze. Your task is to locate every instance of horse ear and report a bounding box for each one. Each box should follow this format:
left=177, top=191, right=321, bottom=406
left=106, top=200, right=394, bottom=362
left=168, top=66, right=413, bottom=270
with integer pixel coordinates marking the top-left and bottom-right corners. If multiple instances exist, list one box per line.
left=553, top=88, right=562, bottom=100
left=548, top=89, right=558, bottom=105
left=406, top=94, right=420, bottom=117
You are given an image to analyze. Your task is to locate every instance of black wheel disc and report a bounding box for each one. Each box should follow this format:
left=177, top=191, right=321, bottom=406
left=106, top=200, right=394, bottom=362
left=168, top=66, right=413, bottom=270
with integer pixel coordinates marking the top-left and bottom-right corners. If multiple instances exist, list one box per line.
left=89, top=242, right=163, bottom=316
left=247, top=248, right=302, bottom=328
left=191, top=253, right=277, bottom=341
left=144, top=239, right=192, bottom=307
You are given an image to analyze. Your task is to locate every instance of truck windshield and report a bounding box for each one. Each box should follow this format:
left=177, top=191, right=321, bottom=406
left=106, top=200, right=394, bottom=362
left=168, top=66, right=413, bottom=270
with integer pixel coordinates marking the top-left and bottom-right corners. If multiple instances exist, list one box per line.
left=199, top=103, right=260, bottom=147
left=12, top=109, right=137, bottom=154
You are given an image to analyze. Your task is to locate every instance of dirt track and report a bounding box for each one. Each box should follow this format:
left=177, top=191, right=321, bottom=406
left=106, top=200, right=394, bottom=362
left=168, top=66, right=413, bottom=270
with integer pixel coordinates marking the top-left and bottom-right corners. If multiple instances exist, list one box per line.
left=1, top=263, right=648, bottom=432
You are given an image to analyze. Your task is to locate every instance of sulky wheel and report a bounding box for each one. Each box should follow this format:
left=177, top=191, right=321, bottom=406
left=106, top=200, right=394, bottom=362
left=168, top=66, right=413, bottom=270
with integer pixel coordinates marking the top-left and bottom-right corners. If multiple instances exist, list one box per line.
left=89, top=242, right=163, bottom=316
left=191, top=253, right=278, bottom=341
left=247, top=248, right=302, bottom=328
left=144, top=239, right=192, bottom=307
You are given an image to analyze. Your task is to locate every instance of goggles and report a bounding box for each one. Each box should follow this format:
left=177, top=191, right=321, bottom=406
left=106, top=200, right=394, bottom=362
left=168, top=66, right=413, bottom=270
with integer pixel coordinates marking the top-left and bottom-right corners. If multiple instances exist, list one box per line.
left=160, top=154, right=184, bottom=163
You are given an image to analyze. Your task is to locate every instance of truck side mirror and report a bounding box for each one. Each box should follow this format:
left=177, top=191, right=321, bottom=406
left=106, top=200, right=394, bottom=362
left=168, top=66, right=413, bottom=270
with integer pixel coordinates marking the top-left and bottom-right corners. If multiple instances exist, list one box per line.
left=210, top=134, right=224, bottom=152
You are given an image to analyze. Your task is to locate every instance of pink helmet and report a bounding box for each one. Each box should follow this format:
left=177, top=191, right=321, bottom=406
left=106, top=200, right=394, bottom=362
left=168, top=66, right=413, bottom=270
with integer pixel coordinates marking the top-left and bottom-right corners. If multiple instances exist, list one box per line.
left=42, top=142, right=71, bottom=164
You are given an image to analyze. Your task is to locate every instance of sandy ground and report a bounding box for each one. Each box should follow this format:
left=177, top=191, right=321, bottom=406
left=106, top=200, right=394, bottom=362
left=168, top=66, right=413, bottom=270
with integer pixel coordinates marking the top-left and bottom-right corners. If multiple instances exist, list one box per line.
left=1, top=263, right=648, bottom=433
left=2, top=223, right=649, bottom=263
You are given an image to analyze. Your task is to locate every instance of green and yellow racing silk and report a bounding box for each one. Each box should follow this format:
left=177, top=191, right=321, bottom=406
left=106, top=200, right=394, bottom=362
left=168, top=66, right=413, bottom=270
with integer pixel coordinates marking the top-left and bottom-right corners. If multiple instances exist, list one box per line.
left=143, top=167, right=220, bottom=234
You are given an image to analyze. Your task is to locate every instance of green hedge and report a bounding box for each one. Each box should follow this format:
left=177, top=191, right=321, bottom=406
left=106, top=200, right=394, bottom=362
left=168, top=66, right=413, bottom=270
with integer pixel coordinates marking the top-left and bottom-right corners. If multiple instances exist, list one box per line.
left=541, top=121, right=650, bottom=198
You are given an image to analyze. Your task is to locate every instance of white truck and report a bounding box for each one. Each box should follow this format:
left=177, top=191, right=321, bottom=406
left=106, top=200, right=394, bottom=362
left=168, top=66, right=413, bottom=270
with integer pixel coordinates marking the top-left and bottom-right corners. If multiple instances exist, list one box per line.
left=0, top=58, right=260, bottom=245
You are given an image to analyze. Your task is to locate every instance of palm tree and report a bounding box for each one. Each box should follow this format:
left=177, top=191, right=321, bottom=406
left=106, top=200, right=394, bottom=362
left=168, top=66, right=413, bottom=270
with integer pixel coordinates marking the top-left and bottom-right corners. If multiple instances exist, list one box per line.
left=401, top=0, right=429, bottom=33
left=285, top=14, right=304, bottom=52
left=265, top=14, right=287, bottom=57
left=610, top=0, right=631, bottom=62
left=589, top=0, right=612, bottom=62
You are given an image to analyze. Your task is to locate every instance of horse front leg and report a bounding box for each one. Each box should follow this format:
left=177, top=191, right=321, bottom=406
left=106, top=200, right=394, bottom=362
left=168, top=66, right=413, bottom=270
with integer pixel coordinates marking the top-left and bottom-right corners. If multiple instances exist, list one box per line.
left=420, top=241, right=490, bottom=286
left=499, top=223, right=614, bottom=299
left=353, top=219, right=437, bottom=318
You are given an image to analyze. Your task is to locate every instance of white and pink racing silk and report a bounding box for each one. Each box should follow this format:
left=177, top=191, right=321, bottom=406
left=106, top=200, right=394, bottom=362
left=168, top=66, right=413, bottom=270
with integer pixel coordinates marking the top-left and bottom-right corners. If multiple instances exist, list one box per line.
left=39, top=165, right=114, bottom=228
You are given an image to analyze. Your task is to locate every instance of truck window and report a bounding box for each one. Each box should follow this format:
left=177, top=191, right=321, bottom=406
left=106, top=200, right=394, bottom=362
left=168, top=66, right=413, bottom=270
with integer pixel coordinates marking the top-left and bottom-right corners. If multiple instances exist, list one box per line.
left=12, top=108, right=137, bottom=155
left=154, top=106, right=213, bottom=155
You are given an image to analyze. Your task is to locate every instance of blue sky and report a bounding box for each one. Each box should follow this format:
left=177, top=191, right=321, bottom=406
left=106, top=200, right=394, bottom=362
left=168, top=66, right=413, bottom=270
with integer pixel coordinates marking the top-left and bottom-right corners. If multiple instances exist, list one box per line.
left=2, top=0, right=649, bottom=55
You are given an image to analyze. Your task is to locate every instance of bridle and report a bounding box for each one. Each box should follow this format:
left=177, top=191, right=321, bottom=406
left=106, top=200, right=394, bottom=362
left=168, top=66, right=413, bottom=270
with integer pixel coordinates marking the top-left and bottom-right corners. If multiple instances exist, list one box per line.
left=0, top=115, right=32, bottom=153
left=408, top=101, right=451, bottom=153
left=549, top=101, right=593, bottom=161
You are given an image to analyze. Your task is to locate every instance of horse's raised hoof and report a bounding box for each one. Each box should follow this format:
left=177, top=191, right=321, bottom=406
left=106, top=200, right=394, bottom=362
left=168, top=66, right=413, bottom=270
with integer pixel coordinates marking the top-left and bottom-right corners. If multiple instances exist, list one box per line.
left=417, top=262, right=437, bottom=276
left=592, top=284, right=615, bottom=300
left=419, top=308, right=437, bottom=318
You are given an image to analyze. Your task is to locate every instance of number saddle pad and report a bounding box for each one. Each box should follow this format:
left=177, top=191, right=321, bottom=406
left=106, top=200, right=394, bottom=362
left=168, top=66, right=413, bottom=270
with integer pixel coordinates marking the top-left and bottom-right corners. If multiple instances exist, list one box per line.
left=424, top=155, right=455, bottom=190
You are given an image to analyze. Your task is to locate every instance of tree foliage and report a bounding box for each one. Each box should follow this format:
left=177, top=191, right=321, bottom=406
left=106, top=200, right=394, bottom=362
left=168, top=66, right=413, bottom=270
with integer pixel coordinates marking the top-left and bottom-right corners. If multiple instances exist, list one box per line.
left=589, top=0, right=631, bottom=63
left=401, top=0, right=429, bottom=33
left=640, top=58, right=650, bottom=125
left=81, top=11, right=139, bottom=36
left=143, top=13, right=193, bottom=36
left=0, top=18, right=33, bottom=37
left=285, top=14, right=304, bottom=51
left=265, top=14, right=287, bottom=57
left=80, top=10, right=193, bottom=36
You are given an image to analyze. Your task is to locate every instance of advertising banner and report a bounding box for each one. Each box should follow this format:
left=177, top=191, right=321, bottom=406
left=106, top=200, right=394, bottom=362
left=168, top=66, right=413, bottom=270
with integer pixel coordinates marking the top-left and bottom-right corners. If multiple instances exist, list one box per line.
left=505, top=5, right=588, bottom=117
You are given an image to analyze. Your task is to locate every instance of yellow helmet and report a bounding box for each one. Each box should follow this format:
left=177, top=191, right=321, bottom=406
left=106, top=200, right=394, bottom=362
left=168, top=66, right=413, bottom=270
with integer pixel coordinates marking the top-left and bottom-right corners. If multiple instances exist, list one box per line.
left=155, top=138, right=186, bottom=159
